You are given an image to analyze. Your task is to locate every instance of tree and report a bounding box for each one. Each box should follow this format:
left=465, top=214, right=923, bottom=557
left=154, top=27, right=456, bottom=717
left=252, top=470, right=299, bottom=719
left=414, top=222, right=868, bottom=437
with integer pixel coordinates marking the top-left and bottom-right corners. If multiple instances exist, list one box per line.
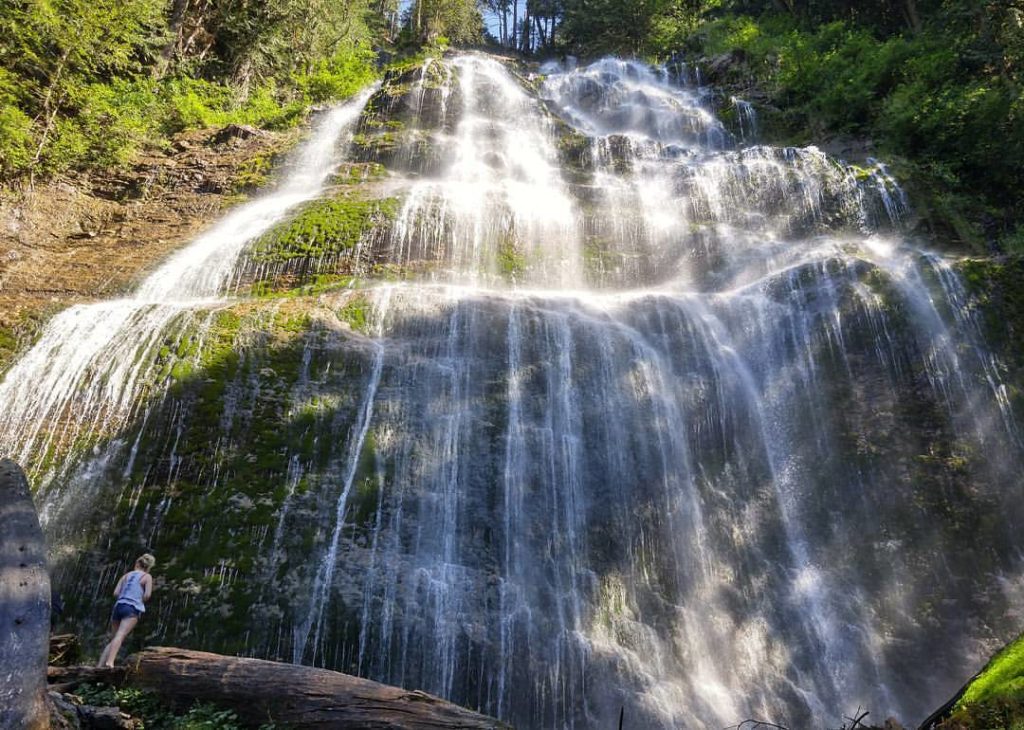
left=0, top=0, right=166, bottom=176
left=409, top=0, right=484, bottom=44
left=560, top=0, right=686, bottom=56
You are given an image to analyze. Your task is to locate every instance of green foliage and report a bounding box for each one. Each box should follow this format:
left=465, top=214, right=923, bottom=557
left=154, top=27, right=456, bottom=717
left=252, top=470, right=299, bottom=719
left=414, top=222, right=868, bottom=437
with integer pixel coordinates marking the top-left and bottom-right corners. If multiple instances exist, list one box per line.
left=296, top=47, right=379, bottom=104
left=0, top=0, right=166, bottom=175
left=0, top=70, right=33, bottom=175
left=561, top=0, right=688, bottom=56
left=76, top=683, right=255, bottom=729
left=408, top=0, right=483, bottom=44
left=0, top=0, right=384, bottom=181
left=162, top=78, right=305, bottom=132
left=187, top=0, right=375, bottom=86
left=497, top=241, right=527, bottom=279
left=958, top=633, right=1024, bottom=707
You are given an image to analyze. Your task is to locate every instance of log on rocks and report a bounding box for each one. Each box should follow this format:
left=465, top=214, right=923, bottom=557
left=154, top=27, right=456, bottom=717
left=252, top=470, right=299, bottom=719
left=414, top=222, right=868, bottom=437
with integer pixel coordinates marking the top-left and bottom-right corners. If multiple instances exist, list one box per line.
left=0, top=458, right=51, bottom=730
left=124, top=647, right=508, bottom=729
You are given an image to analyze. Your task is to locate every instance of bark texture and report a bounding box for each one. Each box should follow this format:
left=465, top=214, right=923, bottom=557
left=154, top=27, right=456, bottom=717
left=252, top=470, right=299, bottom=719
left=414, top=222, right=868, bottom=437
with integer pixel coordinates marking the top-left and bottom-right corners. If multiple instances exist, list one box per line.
left=0, top=458, right=51, bottom=730
left=53, top=647, right=509, bottom=729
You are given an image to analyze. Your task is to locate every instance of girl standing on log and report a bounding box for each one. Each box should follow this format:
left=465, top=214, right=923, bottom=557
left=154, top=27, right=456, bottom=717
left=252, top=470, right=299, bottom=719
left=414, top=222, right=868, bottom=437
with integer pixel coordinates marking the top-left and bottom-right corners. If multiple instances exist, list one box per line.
left=97, top=554, right=155, bottom=667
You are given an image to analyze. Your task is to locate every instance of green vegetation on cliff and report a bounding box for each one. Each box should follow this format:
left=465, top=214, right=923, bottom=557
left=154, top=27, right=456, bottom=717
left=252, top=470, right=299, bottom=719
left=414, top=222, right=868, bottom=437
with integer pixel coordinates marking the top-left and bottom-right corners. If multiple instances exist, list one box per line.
left=939, top=633, right=1024, bottom=729
left=960, top=633, right=1024, bottom=706
left=250, top=195, right=400, bottom=264
left=0, top=0, right=384, bottom=180
left=675, top=7, right=1023, bottom=252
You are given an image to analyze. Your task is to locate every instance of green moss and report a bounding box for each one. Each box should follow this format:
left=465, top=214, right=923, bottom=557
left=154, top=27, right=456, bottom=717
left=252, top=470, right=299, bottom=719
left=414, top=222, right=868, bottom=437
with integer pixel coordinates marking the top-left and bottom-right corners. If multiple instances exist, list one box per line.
left=0, top=307, right=53, bottom=375
left=497, top=241, right=527, bottom=279
left=250, top=195, right=399, bottom=265
left=348, top=430, right=380, bottom=528
left=0, top=326, right=17, bottom=370
left=251, top=273, right=359, bottom=299
left=233, top=149, right=285, bottom=192
left=330, top=162, right=387, bottom=185
left=351, top=131, right=402, bottom=151
left=338, top=293, right=372, bottom=333
left=959, top=257, right=1024, bottom=355
left=274, top=309, right=311, bottom=334
left=959, top=634, right=1024, bottom=706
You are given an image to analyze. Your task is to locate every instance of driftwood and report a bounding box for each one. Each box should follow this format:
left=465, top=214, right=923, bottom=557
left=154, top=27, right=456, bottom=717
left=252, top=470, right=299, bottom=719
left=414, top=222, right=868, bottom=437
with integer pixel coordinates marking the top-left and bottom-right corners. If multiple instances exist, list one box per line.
left=0, top=458, right=51, bottom=730
left=50, top=647, right=508, bottom=729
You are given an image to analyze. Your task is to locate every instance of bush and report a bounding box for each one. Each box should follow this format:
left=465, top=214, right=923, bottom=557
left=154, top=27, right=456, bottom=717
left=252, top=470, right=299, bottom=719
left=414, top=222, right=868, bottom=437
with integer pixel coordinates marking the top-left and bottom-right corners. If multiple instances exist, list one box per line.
left=296, top=47, right=378, bottom=104
left=162, top=78, right=305, bottom=134
left=76, top=683, right=254, bottom=729
left=0, top=102, right=33, bottom=175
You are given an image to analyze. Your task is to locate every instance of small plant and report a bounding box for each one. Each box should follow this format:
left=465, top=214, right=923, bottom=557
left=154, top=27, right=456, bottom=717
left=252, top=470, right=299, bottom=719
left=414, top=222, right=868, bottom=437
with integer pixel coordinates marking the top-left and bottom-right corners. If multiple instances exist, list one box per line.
left=75, top=683, right=259, bottom=729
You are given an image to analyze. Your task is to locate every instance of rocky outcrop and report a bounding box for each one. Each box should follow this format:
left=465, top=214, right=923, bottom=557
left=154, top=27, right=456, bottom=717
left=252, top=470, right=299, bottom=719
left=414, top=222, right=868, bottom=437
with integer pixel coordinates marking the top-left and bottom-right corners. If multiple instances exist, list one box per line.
left=0, top=124, right=299, bottom=371
left=0, top=459, right=50, bottom=729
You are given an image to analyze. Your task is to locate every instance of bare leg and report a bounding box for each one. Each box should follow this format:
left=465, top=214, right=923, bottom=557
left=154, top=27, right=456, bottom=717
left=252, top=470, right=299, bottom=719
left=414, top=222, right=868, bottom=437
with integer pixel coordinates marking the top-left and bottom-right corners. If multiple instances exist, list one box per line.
left=99, top=616, right=137, bottom=668
left=96, top=621, right=119, bottom=667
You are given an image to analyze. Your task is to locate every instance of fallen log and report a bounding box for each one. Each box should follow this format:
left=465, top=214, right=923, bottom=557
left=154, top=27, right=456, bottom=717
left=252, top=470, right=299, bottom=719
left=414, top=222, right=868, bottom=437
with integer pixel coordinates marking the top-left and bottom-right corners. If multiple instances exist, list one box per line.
left=47, top=664, right=128, bottom=691
left=0, top=459, right=51, bottom=730
left=52, top=647, right=509, bottom=729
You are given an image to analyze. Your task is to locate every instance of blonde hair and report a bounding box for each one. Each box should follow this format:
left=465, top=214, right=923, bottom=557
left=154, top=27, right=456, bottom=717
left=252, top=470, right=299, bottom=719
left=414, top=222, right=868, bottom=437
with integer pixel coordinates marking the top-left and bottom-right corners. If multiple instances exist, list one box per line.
left=135, top=553, right=156, bottom=571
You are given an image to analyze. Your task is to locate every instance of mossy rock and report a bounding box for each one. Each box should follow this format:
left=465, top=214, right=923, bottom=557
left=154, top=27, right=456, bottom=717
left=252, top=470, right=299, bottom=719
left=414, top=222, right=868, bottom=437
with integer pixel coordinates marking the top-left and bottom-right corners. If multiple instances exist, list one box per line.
left=936, top=633, right=1024, bottom=729
left=0, top=326, right=18, bottom=372
left=248, top=194, right=400, bottom=266
left=48, top=296, right=379, bottom=660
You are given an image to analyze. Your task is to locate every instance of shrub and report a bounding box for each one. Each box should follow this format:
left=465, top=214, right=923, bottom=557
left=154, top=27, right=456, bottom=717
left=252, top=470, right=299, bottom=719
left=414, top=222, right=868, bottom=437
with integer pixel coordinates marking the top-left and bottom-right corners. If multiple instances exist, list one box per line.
left=296, top=47, right=378, bottom=104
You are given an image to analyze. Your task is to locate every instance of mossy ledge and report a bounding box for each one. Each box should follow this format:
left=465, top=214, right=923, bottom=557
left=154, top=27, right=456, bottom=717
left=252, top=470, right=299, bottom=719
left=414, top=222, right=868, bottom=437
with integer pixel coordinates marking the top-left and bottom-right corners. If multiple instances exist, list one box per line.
left=249, top=195, right=400, bottom=265
left=240, top=193, right=401, bottom=294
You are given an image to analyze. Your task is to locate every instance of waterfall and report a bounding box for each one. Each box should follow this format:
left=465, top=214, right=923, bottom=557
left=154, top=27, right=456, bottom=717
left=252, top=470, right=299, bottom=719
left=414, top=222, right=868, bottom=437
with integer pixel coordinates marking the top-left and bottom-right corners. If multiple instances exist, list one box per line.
left=1, top=53, right=1022, bottom=729
left=0, top=86, right=377, bottom=498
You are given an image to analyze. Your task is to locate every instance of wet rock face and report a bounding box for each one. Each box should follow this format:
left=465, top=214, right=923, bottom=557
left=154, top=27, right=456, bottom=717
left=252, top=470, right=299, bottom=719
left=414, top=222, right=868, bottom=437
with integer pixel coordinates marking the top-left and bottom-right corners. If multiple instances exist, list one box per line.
left=1, top=54, right=1023, bottom=730
left=0, top=459, right=50, bottom=730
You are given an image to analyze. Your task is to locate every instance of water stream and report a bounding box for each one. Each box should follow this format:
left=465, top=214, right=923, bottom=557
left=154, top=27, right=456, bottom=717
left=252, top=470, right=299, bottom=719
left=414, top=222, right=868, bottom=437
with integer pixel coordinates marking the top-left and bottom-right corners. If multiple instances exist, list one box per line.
left=1, top=54, right=1022, bottom=728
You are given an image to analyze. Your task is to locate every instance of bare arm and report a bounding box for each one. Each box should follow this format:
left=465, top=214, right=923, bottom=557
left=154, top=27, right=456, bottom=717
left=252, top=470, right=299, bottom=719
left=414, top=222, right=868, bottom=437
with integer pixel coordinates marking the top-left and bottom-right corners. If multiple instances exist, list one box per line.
left=142, top=573, right=153, bottom=601
left=112, top=573, right=126, bottom=599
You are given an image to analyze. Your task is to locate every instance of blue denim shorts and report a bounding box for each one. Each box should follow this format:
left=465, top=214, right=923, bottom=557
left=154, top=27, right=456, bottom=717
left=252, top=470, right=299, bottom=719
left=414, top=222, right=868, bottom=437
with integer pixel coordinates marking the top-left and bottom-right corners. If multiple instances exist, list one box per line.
left=111, top=602, right=141, bottom=622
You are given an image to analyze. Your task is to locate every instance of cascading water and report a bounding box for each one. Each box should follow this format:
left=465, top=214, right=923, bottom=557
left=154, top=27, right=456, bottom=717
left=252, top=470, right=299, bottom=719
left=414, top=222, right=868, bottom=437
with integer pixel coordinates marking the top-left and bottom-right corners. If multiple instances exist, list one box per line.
left=0, top=86, right=377, bottom=495
left=2, top=53, right=1022, bottom=729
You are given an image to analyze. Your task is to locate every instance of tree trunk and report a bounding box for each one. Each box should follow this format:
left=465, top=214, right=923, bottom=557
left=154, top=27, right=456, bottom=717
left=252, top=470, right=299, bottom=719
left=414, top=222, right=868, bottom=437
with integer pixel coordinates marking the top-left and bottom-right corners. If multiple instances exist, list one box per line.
left=511, top=0, right=518, bottom=49
left=158, top=0, right=191, bottom=70
left=64, top=647, right=509, bottom=729
left=902, top=0, right=922, bottom=33
left=521, top=3, right=531, bottom=53
left=0, top=459, right=50, bottom=730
